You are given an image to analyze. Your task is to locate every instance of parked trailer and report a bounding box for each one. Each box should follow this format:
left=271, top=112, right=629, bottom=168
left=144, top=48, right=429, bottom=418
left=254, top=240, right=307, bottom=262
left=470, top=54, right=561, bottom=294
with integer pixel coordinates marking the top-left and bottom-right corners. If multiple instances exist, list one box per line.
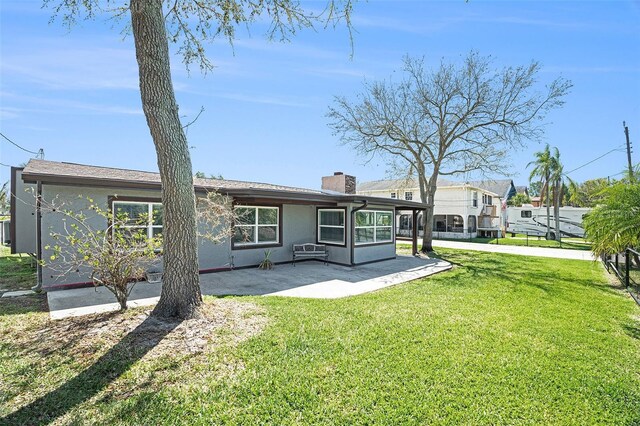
left=506, top=205, right=591, bottom=239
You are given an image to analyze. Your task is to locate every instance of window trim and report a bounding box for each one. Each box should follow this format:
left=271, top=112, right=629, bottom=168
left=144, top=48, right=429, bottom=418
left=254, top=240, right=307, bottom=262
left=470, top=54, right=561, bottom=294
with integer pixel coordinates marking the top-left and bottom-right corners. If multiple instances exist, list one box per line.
left=354, top=209, right=395, bottom=246
left=404, top=191, right=413, bottom=201
left=231, top=204, right=283, bottom=250
left=109, top=196, right=163, bottom=240
left=390, top=192, right=397, bottom=199
left=316, top=207, right=347, bottom=247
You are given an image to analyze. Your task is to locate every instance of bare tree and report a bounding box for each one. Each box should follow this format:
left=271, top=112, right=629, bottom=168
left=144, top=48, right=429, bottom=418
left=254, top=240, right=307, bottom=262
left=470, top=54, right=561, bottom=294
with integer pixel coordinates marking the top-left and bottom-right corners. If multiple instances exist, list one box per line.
left=45, top=0, right=355, bottom=319
left=328, top=52, right=571, bottom=251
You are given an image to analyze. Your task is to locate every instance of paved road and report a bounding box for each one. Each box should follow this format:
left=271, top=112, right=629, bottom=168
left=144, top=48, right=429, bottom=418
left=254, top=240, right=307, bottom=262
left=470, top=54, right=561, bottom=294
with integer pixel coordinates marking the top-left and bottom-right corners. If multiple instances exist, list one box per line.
left=427, top=239, right=596, bottom=261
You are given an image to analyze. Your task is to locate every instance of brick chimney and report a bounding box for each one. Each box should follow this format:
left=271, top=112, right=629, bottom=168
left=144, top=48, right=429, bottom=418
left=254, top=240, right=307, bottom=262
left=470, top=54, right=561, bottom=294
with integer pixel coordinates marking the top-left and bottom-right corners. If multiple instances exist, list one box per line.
left=322, top=172, right=356, bottom=194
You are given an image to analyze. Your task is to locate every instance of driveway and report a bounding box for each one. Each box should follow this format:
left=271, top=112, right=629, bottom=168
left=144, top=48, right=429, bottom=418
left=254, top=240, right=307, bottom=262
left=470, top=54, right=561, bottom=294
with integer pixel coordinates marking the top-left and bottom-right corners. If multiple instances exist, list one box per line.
left=48, top=255, right=451, bottom=319
left=429, top=239, right=596, bottom=261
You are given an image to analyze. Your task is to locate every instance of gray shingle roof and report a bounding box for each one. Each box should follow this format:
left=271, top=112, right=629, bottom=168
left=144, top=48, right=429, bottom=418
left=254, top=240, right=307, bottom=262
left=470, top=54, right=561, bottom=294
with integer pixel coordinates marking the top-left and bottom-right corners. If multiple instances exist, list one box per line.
left=21, top=160, right=429, bottom=209
left=22, top=159, right=324, bottom=195
left=358, top=177, right=457, bottom=192
left=468, top=179, right=514, bottom=198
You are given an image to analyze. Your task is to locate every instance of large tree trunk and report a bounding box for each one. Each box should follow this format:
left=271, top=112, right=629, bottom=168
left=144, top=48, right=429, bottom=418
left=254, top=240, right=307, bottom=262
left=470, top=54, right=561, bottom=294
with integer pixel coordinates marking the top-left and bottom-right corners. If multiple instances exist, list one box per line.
left=130, top=0, right=202, bottom=319
left=420, top=176, right=438, bottom=253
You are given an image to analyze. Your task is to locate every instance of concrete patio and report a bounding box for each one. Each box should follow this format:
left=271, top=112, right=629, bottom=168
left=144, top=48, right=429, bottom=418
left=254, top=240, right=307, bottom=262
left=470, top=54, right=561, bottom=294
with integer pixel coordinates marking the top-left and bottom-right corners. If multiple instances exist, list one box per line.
left=47, top=255, right=451, bottom=319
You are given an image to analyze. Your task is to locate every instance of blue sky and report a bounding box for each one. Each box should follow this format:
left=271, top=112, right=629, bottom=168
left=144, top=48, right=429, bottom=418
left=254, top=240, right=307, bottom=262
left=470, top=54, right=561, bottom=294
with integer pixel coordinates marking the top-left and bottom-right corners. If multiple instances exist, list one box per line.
left=1, top=0, right=639, bottom=190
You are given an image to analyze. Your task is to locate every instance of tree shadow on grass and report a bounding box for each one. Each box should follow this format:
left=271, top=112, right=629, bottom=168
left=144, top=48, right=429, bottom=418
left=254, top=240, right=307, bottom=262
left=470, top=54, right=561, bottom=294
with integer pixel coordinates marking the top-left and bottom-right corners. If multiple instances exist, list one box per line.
left=433, top=250, right=619, bottom=298
left=0, top=294, right=48, bottom=317
left=1, top=315, right=181, bottom=425
left=623, top=322, right=640, bottom=340
left=0, top=255, right=37, bottom=292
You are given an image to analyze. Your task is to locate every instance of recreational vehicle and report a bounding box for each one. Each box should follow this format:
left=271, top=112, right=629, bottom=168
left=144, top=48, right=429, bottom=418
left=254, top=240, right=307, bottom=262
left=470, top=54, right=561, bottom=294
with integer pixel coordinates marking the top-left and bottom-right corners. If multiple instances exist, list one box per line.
left=506, top=205, right=591, bottom=239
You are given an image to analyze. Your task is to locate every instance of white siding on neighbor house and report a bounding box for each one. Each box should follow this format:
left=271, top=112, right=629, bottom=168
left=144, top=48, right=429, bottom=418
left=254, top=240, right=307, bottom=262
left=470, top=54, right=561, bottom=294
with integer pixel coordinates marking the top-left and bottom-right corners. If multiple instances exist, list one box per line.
left=360, top=183, right=502, bottom=238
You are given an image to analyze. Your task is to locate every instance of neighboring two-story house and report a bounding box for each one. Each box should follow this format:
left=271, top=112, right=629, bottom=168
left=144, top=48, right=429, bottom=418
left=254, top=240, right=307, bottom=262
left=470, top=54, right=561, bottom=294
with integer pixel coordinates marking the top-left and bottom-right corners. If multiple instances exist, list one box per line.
left=357, top=177, right=517, bottom=239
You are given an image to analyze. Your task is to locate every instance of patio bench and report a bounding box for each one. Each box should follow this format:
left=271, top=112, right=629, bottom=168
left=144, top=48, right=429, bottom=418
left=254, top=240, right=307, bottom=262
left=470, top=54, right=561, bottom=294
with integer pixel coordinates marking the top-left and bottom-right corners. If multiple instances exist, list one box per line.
left=292, top=243, right=328, bottom=266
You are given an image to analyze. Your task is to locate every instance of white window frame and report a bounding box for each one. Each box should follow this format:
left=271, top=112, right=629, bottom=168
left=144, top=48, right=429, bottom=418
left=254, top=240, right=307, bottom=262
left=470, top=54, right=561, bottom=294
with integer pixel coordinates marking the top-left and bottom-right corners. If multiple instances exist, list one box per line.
left=472, top=191, right=478, bottom=207
left=233, top=206, right=280, bottom=246
left=390, top=192, right=397, bottom=199
left=112, top=201, right=162, bottom=239
left=404, top=192, right=413, bottom=201
left=354, top=210, right=394, bottom=245
left=317, top=208, right=346, bottom=245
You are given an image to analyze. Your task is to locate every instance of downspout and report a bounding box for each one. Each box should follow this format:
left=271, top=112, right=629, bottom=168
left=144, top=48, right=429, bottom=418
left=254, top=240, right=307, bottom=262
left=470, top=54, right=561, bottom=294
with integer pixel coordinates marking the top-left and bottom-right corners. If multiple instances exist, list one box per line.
left=32, top=181, right=43, bottom=292
left=350, top=200, right=368, bottom=266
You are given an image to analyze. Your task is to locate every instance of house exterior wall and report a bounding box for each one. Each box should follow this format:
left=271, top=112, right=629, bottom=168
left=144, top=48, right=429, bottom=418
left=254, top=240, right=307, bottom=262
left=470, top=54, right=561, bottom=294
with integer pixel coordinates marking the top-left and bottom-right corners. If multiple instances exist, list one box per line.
left=228, top=204, right=323, bottom=268
left=352, top=203, right=396, bottom=264
left=40, top=185, right=164, bottom=288
left=323, top=203, right=352, bottom=265
left=11, top=169, right=37, bottom=254
left=38, top=184, right=377, bottom=289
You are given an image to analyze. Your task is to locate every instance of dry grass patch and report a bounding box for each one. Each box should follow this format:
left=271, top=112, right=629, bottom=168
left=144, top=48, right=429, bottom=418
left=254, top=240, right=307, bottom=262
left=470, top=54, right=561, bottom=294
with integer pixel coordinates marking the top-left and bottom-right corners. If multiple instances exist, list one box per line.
left=0, top=297, right=268, bottom=424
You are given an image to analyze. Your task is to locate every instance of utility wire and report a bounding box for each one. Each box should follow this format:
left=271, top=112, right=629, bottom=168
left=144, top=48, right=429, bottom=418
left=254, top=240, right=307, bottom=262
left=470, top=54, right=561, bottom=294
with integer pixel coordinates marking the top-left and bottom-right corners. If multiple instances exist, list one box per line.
left=564, top=144, right=626, bottom=175
left=0, top=132, right=41, bottom=156
left=0, top=162, right=12, bottom=168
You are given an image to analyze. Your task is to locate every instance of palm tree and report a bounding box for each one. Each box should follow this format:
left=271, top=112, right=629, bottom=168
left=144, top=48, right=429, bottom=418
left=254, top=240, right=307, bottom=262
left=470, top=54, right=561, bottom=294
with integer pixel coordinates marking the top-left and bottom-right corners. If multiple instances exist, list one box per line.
left=584, top=182, right=640, bottom=258
left=549, top=147, right=564, bottom=241
left=528, top=144, right=554, bottom=239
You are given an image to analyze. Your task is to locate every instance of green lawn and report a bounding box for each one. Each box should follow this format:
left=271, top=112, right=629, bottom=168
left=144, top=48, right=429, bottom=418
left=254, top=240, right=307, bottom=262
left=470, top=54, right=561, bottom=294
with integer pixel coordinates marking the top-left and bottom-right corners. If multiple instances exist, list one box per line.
left=1, top=250, right=639, bottom=425
left=434, top=235, right=592, bottom=250
left=0, top=245, right=36, bottom=293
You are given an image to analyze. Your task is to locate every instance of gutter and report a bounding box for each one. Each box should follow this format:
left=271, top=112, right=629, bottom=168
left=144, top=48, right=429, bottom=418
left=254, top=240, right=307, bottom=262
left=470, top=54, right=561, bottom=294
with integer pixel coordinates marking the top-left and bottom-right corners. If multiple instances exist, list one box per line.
left=32, top=181, right=43, bottom=292
left=350, top=200, right=368, bottom=266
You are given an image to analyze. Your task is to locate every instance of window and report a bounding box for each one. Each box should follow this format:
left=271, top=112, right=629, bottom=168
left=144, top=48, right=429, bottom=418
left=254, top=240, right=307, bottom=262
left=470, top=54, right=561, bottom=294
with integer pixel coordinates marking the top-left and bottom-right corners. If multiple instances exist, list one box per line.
left=399, top=214, right=412, bottom=231
left=233, top=206, right=279, bottom=246
left=482, top=194, right=493, bottom=205
left=404, top=192, right=413, bottom=201
left=318, top=209, right=345, bottom=245
left=521, top=210, right=532, bottom=218
left=355, top=210, right=393, bottom=244
left=390, top=192, right=397, bottom=199
left=487, top=195, right=493, bottom=205
left=113, top=201, right=163, bottom=239
left=473, top=191, right=478, bottom=207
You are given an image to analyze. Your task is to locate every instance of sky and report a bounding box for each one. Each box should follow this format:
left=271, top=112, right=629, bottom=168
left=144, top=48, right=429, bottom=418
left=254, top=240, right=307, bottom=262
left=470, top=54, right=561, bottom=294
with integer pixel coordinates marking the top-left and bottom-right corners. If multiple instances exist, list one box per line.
left=1, top=0, right=639, bottom=190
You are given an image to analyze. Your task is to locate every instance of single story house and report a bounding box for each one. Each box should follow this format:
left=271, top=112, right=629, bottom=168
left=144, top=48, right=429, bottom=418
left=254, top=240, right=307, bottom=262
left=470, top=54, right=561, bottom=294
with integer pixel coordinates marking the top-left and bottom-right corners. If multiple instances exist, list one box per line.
left=10, top=161, right=425, bottom=291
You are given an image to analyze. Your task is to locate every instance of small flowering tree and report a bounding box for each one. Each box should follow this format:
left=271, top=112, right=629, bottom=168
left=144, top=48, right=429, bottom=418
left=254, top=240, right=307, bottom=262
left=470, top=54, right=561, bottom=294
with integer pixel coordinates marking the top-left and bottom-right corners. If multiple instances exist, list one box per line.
left=45, top=197, right=163, bottom=311
left=43, top=191, right=242, bottom=311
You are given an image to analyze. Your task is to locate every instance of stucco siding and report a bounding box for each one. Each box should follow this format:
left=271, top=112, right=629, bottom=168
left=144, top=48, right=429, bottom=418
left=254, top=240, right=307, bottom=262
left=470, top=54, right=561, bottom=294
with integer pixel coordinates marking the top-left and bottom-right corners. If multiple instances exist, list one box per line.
left=230, top=204, right=318, bottom=267
left=12, top=169, right=37, bottom=254
left=40, top=185, right=163, bottom=288
left=353, top=243, right=395, bottom=264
